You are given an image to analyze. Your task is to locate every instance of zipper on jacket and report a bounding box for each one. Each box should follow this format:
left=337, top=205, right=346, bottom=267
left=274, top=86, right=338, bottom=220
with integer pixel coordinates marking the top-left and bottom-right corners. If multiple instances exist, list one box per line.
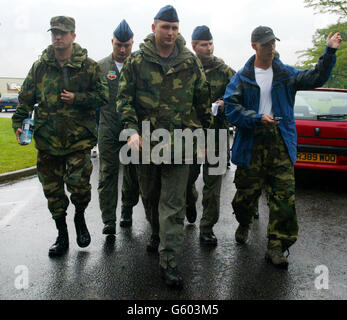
left=62, top=66, right=69, bottom=90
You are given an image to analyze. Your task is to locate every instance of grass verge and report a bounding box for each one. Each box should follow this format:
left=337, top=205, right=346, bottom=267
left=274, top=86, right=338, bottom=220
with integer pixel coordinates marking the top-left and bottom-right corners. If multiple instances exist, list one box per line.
left=0, top=118, right=37, bottom=174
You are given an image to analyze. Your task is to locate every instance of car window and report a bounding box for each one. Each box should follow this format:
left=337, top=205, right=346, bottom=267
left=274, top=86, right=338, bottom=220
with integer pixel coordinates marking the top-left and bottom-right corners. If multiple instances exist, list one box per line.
left=294, top=90, right=347, bottom=120
left=1, top=94, right=18, bottom=101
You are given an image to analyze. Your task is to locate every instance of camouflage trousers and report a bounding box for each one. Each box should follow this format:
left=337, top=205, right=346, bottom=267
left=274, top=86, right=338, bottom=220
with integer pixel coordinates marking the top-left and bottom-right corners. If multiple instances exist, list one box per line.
left=37, top=149, right=93, bottom=220
left=187, top=162, right=223, bottom=233
left=232, top=125, right=299, bottom=250
left=137, top=163, right=190, bottom=269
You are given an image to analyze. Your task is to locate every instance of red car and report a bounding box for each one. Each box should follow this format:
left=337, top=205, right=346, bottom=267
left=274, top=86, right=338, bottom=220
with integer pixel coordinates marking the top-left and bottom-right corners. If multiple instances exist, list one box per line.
left=294, top=88, right=347, bottom=171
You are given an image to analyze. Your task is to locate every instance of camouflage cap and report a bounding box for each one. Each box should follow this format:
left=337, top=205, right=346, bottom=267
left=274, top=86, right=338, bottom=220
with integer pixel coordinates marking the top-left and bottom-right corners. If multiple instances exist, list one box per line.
left=48, top=16, right=75, bottom=32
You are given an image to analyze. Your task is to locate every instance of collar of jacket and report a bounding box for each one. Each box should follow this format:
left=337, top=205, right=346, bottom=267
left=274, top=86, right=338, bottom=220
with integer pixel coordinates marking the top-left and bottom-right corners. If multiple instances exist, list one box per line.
left=240, top=55, right=291, bottom=86
left=41, top=43, right=88, bottom=69
left=140, top=33, right=192, bottom=66
left=203, top=56, right=226, bottom=73
left=105, top=53, right=121, bottom=74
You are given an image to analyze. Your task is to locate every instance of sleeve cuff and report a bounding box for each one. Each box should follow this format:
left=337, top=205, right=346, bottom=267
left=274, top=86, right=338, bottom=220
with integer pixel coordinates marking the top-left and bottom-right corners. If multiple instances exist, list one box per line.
left=124, top=123, right=139, bottom=134
left=12, top=123, right=22, bottom=132
left=326, top=46, right=337, bottom=54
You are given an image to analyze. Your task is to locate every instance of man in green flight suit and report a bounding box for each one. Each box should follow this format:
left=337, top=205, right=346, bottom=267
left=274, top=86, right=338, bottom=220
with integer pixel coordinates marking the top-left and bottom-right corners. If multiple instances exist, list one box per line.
left=187, top=25, right=235, bottom=245
left=117, top=5, right=213, bottom=288
left=12, top=16, right=107, bottom=257
left=98, top=20, right=139, bottom=235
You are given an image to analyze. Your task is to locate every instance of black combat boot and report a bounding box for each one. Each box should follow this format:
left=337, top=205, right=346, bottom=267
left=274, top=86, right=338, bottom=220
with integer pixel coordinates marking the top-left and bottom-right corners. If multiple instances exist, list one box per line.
left=265, top=241, right=289, bottom=270
left=146, top=234, right=160, bottom=253
left=74, top=210, right=91, bottom=248
left=199, top=231, right=218, bottom=246
left=235, top=224, right=250, bottom=244
left=102, top=221, right=116, bottom=235
left=160, top=266, right=183, bottom=289
left=120, top=207, right=133, bottom=228
left=49, top=216, right=69, bottom=257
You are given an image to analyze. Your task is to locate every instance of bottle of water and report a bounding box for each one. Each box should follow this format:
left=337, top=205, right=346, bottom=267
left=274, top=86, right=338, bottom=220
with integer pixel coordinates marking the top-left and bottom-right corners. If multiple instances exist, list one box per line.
left=20, top=110, right=35, bottom=145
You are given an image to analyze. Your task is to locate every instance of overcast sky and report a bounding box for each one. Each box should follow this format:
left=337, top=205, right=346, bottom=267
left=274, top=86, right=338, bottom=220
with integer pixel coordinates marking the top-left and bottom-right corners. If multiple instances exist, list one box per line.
left=0, top=0, right=339, bottom=78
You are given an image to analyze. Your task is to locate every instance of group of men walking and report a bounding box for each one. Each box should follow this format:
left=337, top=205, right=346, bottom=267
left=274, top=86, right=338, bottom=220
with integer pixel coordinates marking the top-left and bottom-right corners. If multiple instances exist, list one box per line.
left=12, top=4, right=342, bottom=289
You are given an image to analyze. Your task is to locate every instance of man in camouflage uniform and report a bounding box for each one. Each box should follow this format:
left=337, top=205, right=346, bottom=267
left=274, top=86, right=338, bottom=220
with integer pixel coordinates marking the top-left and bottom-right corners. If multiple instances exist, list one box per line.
left=187, top=25, right=235, bottom=246
left=98, top=20, right=139, bottom=235
left=117, top=5, right=212, bottom=288
left=12, top=16, right=107, bottom=257
left=224, top=26, right=342, bottom=269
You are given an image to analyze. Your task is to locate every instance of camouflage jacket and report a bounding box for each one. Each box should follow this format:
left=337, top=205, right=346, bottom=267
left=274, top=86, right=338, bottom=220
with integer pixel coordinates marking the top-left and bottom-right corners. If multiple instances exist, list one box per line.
left=116, top=33, right=213, bottom=157
left=12, top=43, right=107, bottom=155
left=203, top=56, right=235, bottom=129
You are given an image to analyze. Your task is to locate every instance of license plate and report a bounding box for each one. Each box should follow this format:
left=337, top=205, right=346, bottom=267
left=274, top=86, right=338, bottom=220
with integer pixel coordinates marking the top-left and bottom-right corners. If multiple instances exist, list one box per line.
left=297, top=152, right=337, bottom=163
left=5, top=105, right=12, bottom=108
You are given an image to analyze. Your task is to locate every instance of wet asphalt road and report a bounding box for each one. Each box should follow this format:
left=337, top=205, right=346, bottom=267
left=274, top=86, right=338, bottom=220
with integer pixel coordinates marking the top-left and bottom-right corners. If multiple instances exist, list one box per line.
left=0, top=155, right=346, bottom=301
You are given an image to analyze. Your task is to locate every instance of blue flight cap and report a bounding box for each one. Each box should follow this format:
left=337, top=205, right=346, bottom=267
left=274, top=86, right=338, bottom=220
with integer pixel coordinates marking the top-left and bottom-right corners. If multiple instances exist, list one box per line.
left=192, top=25, right=213, bottom=41
left=113, top=19, right=134, bottom=42
left=154, top=5, right=179, bottom=22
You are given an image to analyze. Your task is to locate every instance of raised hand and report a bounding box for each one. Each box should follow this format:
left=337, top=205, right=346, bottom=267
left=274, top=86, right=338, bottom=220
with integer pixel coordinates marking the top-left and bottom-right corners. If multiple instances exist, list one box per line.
left=326, top=32, right=342, bottom=49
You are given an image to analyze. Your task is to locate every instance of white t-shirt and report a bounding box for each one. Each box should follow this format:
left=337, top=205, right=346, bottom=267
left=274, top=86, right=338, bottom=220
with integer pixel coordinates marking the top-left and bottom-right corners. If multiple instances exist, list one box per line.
left=115, top=61, right=124, bottom=73
left=255, top=66, right=273, bottom=117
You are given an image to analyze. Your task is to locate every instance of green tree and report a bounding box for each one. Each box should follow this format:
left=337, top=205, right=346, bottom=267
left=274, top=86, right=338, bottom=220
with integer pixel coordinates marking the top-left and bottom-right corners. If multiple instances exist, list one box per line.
left=304, top=0, right=347, bottom=21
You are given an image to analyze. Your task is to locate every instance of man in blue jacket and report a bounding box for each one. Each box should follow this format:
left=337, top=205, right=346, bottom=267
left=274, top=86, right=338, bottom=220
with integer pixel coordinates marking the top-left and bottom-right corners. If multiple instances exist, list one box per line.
left=224, top=26, right=342, bottom=269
